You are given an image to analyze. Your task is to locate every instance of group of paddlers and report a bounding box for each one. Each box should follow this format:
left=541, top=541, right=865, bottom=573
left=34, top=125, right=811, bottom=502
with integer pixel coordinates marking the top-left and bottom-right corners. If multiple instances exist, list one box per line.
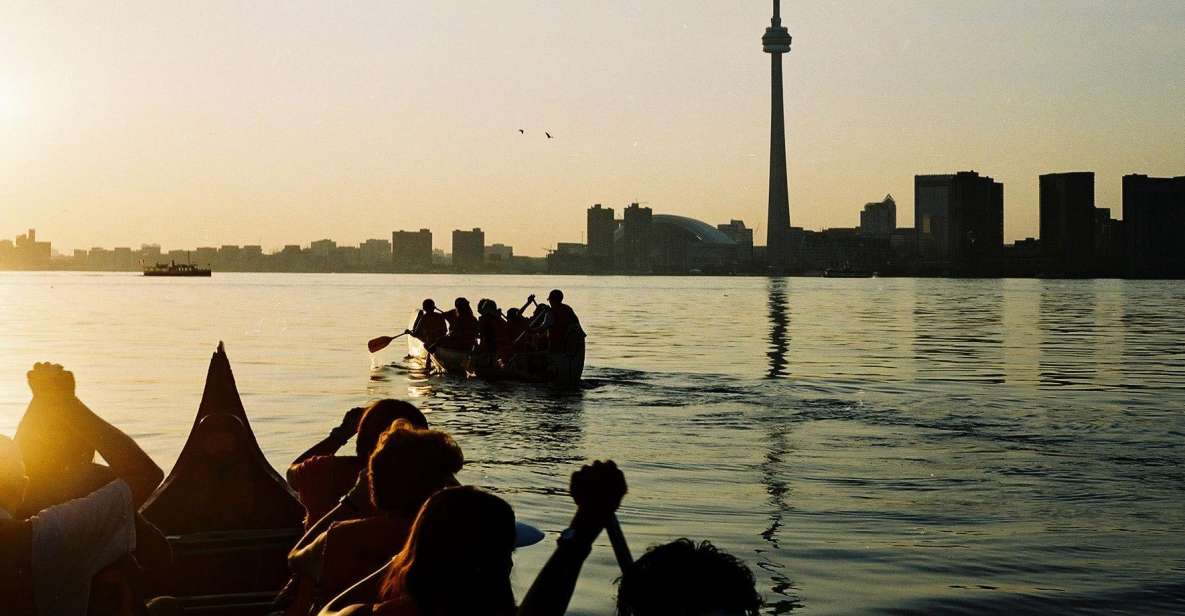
left=1, top=362, right=764, bottom=616
left=407, top=289, right=584, bottom=362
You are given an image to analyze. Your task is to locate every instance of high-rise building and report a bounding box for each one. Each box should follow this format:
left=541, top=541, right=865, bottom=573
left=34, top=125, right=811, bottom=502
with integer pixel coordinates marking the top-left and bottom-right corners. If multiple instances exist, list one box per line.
left=309, top=240, right=336, bottom=258
left=360, top=238, right=392, bottom=268
left=1093, top=208, right=1125, bottom=264
left=762, top=0, right=793, bottom=267
left=4, top=229, right=52, bottom=270
left=915, top=171, right=1003, bottom=263
left=484, top=243, right=513, bottom=263
left=859, top=195, right=896, bottom=237
left=1123, top=174, right=1185, bottom=277
left=452, top=228, right=485, bottom=271
left=587, top=204, right=616, bottom=269
left=393, top=229, right=433, bottom=270
left=1040, top=172, right=1095, bottom=266
left=717, top=220, right=754, bottom=263
left=621, top=203, right=653, bottom=271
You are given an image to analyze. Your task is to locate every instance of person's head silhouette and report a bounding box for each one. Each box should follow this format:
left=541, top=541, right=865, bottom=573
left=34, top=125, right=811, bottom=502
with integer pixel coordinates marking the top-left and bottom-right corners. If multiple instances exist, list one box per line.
left=615, top=539, right=762, bottom=616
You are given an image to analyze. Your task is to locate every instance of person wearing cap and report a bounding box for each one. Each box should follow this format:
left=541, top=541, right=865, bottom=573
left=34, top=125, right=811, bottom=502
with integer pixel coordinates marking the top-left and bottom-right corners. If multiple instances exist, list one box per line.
left=318, top=460, right=624, bottom=616
left=1, top=362, right=165, bottom=616
left=408, top=299, right=447, bottom=348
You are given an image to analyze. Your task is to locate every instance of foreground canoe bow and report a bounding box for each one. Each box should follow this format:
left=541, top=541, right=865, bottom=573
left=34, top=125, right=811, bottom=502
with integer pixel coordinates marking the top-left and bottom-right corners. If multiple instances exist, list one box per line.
left=142, top=342, right=303, bottom=613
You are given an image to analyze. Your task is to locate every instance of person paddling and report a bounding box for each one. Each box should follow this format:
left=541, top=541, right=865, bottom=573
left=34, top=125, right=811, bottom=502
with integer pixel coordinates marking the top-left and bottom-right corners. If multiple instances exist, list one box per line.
left=437, top=298, right=478, bottom=351
left=544, top=289, right=583, bottom=353
left=409, top=299, right=447, bottom=348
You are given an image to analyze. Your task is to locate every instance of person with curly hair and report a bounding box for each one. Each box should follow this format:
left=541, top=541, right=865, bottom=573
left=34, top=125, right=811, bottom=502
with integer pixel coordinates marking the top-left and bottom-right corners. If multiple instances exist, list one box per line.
left=615, top=538, right=763, bottom=616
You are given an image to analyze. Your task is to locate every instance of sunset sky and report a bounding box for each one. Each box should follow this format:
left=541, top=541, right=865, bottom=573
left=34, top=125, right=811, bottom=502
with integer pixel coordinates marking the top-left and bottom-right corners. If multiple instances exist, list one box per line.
left=2, top=1, right=1183, bottom=256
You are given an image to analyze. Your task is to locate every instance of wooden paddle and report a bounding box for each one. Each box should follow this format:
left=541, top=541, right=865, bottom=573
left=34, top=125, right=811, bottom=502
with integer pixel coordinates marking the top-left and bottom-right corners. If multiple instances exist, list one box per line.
left=367, top=331, right=409, bottom=353
left=605, top=514, right=633, bottom=572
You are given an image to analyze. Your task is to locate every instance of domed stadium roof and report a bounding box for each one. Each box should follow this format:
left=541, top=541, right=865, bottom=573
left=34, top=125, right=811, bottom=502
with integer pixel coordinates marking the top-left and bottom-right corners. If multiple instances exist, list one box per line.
left=651, top=215, right=737, bottom=245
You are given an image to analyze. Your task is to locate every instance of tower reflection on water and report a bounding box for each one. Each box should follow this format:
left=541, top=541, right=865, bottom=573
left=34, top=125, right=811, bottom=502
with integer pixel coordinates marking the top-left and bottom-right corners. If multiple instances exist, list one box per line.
left=767, top=277, right=790, bottom=379
left=759, top=277, right=801, bottom=613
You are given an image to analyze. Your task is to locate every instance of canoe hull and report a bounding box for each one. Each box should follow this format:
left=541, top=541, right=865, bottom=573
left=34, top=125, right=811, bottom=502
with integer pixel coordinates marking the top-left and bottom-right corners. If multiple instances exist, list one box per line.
left=426, top=336, right=585, bottom=388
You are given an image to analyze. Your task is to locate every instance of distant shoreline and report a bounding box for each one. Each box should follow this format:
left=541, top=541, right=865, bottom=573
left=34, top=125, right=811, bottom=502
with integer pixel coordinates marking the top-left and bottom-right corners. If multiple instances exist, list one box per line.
left=2, top=268, right=1181, bottom=281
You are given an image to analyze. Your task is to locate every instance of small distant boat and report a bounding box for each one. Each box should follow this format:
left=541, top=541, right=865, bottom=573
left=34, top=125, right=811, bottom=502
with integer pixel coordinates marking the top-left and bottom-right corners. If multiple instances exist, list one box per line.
left=823, top=267, right=877, bottom=278
left=144, top=261, right=212, bottom=277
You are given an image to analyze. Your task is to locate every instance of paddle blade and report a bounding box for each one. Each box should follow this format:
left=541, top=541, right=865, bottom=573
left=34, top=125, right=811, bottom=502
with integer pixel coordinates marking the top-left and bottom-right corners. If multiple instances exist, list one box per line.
left=368, top=336, right=393, bottom=353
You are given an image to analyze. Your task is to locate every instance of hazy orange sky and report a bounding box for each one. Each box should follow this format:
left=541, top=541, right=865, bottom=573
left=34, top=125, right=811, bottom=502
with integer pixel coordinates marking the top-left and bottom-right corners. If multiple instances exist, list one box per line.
left=2, top=1, right=1183, bottom=256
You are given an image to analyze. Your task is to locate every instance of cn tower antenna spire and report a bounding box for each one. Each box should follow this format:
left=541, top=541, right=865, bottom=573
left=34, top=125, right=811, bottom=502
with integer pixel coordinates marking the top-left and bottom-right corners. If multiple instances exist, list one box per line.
left=763, top=0, right=792, bottom=268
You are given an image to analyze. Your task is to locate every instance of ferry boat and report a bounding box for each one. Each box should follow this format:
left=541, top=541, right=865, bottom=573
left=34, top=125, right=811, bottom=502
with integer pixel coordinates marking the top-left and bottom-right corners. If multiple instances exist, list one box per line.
left=144, top=261, right=212, bottom=277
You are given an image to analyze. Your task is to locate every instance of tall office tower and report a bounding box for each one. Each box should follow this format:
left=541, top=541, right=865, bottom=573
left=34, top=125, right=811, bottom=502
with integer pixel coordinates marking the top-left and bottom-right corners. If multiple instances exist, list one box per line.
left=393, top=229, right=433, bottom=270
left=1040, top=172, right=1095, bottom=266
left=717, top=220, right=755, bottom=263
left=762, top=0, right=793, bottom=266
left=859, top=195, right=897, bottom=237
left=1123, top=174, right=1185, bottom=277
left=587, top=204, right=616, bottom=270
left=915, top=171, right=1003, bottom=263
left=621, top=203, right=654, bottom=271
left=451, top=228, right=486, bottom=272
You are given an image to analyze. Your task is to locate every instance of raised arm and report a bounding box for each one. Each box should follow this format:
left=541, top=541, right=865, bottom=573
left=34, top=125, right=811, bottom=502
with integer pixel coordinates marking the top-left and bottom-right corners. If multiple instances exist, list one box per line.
left=28, top=363, right=164, bottom=506
left=519, top=294, right=536, bottom=313
left=288, top=406, right=365, bottom=483
left=317, top=563, right=387, bottom=616
left=517, top=460, right=627, bottom=616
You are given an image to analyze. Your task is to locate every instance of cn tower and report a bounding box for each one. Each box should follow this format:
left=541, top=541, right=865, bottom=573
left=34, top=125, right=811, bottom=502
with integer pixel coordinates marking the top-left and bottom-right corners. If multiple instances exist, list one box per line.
left=763, top=0, right=792, bottom=267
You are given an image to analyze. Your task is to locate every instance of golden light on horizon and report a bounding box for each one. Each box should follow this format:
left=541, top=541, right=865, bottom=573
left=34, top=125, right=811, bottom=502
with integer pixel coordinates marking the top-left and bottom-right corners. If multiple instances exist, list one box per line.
left=0, top=2, right=1182, bottom=255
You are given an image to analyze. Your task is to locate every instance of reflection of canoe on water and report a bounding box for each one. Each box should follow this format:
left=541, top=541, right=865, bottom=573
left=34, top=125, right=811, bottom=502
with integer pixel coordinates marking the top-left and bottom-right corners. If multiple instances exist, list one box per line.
left=141, top=342, right=303, bottom=614
left=408, top=318, right=586, bottom=389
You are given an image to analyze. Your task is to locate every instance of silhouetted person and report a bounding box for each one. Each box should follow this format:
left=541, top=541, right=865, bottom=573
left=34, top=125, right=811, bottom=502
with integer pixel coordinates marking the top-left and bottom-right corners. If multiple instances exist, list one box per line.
left=319, top=460, right=626, bottom=616
left=475, top=299, right=509, bottom=369
left=544, top=289, right=583, bottom=353
left=2, top=362, right=164, bottom=616
left=409, top=300, right=447, bottom=348
left=615, top=539, right=763, bottom=616
left=287, top=400, right=429, bottom=529
left=277, top=400, right=429, bottom=614
left=438, top=298, right=478, bottom=351
left=288, top=420, right=463, bottom=615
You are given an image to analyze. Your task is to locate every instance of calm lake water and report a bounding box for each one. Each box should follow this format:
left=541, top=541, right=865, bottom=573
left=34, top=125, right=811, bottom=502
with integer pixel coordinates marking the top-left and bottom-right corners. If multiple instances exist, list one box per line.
left=2, top=272, right=1184, bottom=615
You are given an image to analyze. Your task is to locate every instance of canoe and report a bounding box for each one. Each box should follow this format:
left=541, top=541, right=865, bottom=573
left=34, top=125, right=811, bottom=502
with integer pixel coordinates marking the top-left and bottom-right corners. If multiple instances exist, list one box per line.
left=417, top=329, right=586, bottom=388
left=141, top=342, right=304, bottom=613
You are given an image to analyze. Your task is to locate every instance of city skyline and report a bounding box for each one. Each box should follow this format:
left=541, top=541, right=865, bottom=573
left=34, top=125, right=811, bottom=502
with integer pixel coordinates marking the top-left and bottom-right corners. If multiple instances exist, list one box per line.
left=3, top=2, right=1184, bottom=256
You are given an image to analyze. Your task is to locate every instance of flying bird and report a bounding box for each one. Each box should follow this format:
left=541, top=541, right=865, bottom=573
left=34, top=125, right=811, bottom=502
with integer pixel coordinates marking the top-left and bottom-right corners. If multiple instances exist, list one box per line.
left=546, top=132, right=553, bottom=139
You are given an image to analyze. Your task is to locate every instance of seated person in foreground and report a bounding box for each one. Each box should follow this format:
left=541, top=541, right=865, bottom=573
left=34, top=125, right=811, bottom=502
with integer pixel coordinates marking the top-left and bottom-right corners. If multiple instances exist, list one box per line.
left=287, top=400, right=429, bottom=529
left=287, top=420, right=463, bottom=615
left=615, top=539, right=763, bottom=616
left=1, top=362, right=165, bottom=616
left=277, top=400, right=430, bottom=613
left=318, top=460, right=626, bottom=616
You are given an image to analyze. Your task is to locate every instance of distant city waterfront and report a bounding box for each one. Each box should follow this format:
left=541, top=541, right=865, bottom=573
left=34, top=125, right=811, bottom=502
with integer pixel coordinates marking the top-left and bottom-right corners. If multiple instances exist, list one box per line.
left=4, top=172, right=1182, bottom=278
